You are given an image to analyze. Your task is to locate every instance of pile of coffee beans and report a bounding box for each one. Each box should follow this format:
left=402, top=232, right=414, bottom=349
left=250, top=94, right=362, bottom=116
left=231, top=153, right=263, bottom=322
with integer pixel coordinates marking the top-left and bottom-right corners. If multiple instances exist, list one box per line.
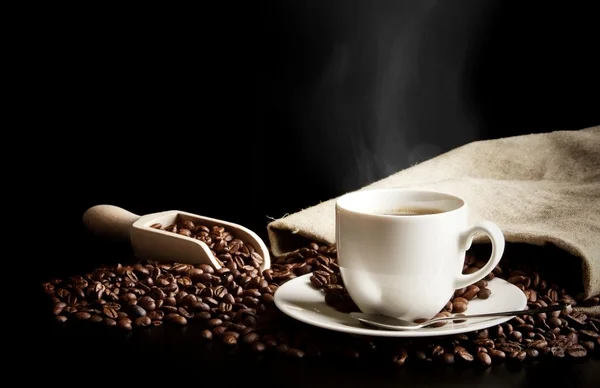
left=42, top=224, right=600, bottom=368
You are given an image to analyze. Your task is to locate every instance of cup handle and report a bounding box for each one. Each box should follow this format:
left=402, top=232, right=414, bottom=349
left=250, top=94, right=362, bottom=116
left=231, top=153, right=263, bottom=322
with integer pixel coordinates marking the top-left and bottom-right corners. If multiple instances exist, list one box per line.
left=454, top=221, right=505, bottom=289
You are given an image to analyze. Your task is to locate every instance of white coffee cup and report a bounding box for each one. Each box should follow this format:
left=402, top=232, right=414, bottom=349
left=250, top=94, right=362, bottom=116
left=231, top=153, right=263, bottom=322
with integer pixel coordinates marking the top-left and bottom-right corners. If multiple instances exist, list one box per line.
left=335, top=188, right=505, bottom=322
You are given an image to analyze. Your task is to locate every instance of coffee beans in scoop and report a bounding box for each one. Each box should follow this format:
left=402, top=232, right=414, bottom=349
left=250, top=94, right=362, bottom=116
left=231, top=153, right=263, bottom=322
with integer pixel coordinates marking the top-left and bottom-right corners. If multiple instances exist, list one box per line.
left=151, top=218, right=264, bottom=269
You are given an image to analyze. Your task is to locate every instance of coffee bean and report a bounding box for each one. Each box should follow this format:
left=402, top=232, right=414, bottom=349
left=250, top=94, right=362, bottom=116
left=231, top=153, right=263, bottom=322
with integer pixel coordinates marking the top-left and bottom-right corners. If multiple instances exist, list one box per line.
left=101, top=306, right=118, bottom=319
left=166, top=313, right=187, bottom=325
left=175, top=290, right=189, bottom=304
left=200, top=329, right=213, bottom=340
left=138, top=296, right=156, bottom=311
left=474, top=279, right=488, bottom=288
left=429, top=345, right=444, bottom=358
left=193, top=264, right=211, bottom=274
left=52, top=302, right=66, bottom=315
left=310, top=275, right=325, bottom=288
left=227, top=323, right=244, bottom=332
left=476, top=352, right=492, bottom=367
left=477, top=288, right=491, bottom=300
left=515, top=324, right=534, bottom=333
left=548, top=345, right=566, bottom=358
left=566, top=332, right=579, bottom=344
left=242, top=332, right=260, bottom=344
left=567, top=344, right=587, bottom=358
left=452, top=300, right=468, bottom=313
left=193, top=311, right=211, bottom=321
left=104, top=318, right=117, bottom=327
left=580, top=341, right=595, bottom=351
left=223, top=335, right=237, bottom=345
left=89, top=315, right=103, bottom=324
left=163, top=305, right=178, bottom=314
left=454, top=287, right=467, bottom=297
left=499, top=342, right=522, bottom=353
left=178, top=307, right=194, bottom=319
left=488, top=349, right=505, bottom=360
left=55, top=315, right=67, bottom=323
left=242, top=288, right=260, bottom=298
left=74, top=312, right=91, bottom=321
left=170, top=263, right=190, bottom=274
left=117, top=318, right=132, bottom=331
left=212, top=326, right=228, bottom=336
left=202, top=318, right=220, bottom=328
left=178, top=228, right=192, bottom=237
left=261, top=334, right=277, bottom=348
left=192, top=301, right=210, bottom=312
left=219, top=293, right=234, bottom=305
left=439, top=352, right=454, bottom=365
left=252, top=342, right=266, bottom=353
left=261, top=293, right=275, bottom=305
left=197, top=273, right=213, bottom=284
left=528, top=339, right=548, bottom=350
left=473, top=339, right=493, bottom=348
left=63, top=306, right=77, bottom=314
left=287, top=348, right=305, bottom=358
left=453, top=346, right=472, bottom=361
left=526, top=349, right=539, bottom=358
left=508, top=275, right=527, bottom=285
left=508, top=351, right=527, bottom=362
left=221, top=331, right=239, bottom=340
left=146, top=310, right=163, bottom=321
left=121, top=292, right=137, bottom=302
left=135, top=316, right=151, bottom=327
left=462, top=286, right=480, bottom=300
left=547, top=317, right=562, bottom=328
left=510, top=331, right=523, bottom=342
left=243, top=315, right=257, bottom=328
left=218, top=302, right=232, bottom=313
left=130, top=305, right=147, bottom=317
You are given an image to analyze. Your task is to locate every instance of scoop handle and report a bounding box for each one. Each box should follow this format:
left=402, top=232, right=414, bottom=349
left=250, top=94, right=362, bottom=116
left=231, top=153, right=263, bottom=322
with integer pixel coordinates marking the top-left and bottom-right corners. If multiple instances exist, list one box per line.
left=83, top=205, right=140, bottom=242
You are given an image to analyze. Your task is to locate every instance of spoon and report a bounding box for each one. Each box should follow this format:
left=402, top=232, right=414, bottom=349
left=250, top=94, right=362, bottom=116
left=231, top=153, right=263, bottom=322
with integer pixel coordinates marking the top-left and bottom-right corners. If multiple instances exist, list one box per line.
left=349, top=303, right=569, bottom=331
left=82, top=205, right=271, bottom=271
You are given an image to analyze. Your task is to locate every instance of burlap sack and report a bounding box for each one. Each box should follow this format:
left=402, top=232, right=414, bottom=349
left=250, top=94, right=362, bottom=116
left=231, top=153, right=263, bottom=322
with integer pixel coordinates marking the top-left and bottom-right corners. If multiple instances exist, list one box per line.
left=267, top=126, right=600, bottom=315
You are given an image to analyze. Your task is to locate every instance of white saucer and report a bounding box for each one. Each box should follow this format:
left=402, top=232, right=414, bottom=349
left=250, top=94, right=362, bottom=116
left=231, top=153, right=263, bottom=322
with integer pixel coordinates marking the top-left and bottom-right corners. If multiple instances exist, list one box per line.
left=274, top=273, right=527, bottom=337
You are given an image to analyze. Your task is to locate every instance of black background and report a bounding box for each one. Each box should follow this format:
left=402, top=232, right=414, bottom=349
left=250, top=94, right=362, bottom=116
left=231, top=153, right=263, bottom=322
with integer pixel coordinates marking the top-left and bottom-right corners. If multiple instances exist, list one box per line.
left=26, top=1, right=599, bottom=386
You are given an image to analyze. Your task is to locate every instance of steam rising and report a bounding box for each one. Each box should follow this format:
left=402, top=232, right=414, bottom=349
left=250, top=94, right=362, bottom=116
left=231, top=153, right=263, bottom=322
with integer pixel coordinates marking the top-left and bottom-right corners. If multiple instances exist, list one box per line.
left=341, top=0, right=441, bottom=191
left=297, top=0, right=493, bottom=194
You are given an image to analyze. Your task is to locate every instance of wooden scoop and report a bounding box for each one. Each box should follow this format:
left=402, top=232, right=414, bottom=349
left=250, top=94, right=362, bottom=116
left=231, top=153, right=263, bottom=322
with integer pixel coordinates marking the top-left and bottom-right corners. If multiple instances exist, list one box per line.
left=82, top=205, right=271, bottom=271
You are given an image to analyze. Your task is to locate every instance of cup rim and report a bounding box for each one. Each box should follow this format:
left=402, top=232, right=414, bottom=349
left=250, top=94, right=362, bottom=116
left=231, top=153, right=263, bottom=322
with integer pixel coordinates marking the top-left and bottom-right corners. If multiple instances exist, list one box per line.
left=335, top=188, right=466, bottom=219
